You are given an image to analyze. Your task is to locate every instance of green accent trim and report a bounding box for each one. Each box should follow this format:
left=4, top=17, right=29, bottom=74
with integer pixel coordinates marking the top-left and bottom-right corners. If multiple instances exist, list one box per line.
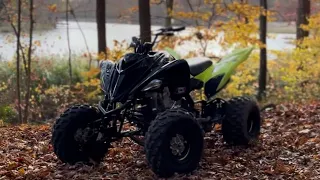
left=193, top=64, right=214, bottom=83
left=212, top=46, right=254, bottom=91
left=164, top=46, right=255, bottom=99
left=164, top=47, right=181, bottom=59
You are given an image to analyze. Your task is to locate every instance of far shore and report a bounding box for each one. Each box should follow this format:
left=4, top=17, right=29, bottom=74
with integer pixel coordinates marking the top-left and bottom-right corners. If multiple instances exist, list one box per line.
left=0, top=18, right=296, bottom=34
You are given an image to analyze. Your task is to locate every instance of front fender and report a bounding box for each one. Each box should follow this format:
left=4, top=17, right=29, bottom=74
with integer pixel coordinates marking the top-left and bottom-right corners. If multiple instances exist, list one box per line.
left=99, top=60, right=115, bottom=93
left=129, top=59, right=190, bottom=99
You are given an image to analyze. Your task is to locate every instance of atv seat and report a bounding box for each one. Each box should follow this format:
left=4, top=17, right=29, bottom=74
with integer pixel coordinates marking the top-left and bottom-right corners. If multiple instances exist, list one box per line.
left=186, top=57, right=213, bottom=76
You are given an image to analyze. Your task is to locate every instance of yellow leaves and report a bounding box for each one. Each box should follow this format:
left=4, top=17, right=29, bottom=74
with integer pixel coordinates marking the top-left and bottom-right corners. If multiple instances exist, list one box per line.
left=0, top=119, right=4, bottom=127
left=0, top=82, right=8, bottom=92
left=34, top=41, right=41, bottom=47
left=127, top=6, right=138, bottom=13
left=219, top=53, right=259, bottom=97
left=18, top=168, right=26, bottom=175
left=271, top=35, right=320, bottom=100
left=82, top=78, right=100, bottom=87
left=172, top=11, right=203, bottom=20
left=81, top=68, right=100, bottom=79
left=98, top=51, right=107, bottom=61
left=75, top=78, right=101, bottom=100
left=102, top=40, right=130, bottom=61
left=47, top=4, right=57, bottom=13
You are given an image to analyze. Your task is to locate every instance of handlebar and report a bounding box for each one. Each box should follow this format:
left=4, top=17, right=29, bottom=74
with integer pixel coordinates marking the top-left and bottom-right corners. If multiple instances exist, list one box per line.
left=170, top=26, right=186, bottom=32
left=130, top=26, right=186, bottom=54
left=158, top=26, right=186, bottom=35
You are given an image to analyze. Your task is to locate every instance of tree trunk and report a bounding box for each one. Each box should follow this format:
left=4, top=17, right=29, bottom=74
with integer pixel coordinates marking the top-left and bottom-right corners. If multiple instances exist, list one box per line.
left=139, top=0, right=151, bottom=43
left=66, top=0, right=72, bottom=85
left=258, top=0, right=267, bottom=101
left=0, top=1, right=3, bottom=11
left=296, top=0, right=311, bottom=41
left=165, top=0, right=174, bottom=28
left=16, top=0, right=22, bottom=123
left=96, top=0, right=106, bottom=56
left=24, top=0, right=33, bottom=123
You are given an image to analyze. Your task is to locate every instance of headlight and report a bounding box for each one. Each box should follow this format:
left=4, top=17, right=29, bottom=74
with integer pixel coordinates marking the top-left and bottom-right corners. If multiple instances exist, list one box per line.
left=142, top=79, right=162, bottom=92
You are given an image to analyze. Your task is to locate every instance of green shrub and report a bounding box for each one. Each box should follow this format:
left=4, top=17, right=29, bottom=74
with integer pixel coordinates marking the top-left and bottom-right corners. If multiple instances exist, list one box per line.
left=0, top=105, right=18, bottom=124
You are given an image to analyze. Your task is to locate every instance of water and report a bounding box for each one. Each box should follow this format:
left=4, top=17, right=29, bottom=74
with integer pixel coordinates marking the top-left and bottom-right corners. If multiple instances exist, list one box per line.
left=0, top=21, right=295, bottom=61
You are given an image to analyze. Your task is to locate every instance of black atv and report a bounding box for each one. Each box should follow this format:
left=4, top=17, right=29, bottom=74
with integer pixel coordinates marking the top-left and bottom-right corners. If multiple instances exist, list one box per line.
left=51, top=26, right=261, bottom=178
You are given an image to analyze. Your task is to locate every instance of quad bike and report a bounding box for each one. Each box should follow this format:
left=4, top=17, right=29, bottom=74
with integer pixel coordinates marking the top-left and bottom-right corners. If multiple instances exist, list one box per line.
left=51, top=26, right=261, bottom=178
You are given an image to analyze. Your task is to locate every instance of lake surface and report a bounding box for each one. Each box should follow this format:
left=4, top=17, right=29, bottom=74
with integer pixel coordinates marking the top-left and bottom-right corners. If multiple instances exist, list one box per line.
left=0, top=21, right=295, bottom=61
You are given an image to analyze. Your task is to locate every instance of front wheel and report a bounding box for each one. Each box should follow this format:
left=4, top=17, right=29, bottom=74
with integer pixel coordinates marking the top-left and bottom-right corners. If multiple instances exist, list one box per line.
left=144, top=108, right=204, bottom=178
left=222, top=96, right=261, bottom=145
left=51, top=105, right=110, bottom=165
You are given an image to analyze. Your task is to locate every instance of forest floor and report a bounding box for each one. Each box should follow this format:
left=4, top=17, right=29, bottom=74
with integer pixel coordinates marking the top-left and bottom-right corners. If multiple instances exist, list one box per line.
left=0, top=102, right=320, bottom=180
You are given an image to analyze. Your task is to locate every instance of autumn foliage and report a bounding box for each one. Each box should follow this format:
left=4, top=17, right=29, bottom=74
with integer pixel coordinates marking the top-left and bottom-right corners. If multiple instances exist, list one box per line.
left=0, top=0, right=320, bottom=178
left=1, top=102, right=320, bottom=179
left=0, top=0, right=319, bottom=123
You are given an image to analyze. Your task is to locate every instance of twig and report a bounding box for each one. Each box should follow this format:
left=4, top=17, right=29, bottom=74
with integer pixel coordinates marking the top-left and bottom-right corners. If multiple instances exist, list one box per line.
left=1, top=1, right=27, bottom=74
left=151, top=15, right=192, bottom=26
left=66, top=0, right=72, bottom=85
left=186, top=0, right=208, bottom=56
left=24, top=0, right=34, bottom=123
left=16, top=0, right=22, bottom=123
left=68, top=4, right=92, bottom=69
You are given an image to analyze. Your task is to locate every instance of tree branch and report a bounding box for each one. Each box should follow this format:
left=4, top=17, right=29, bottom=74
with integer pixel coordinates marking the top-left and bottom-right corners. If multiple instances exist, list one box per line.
left=1, top=1, right=27, bottom=74
left=66, top=0, right=72, bottom=85
left=68, top=3, right=92, bottom=69
left=16, top=0, right=22, bottom=123
left=24, top=0, right=34, bottom=123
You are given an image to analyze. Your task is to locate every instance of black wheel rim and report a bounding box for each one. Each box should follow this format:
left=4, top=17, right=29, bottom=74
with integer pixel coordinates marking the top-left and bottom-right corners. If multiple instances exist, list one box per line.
left=164, top=123, right=194, bottom=165
left=74, top=126, right=96, bottom=152
left=247, top=118, right=254, bottom=134
left=169, top=133, right=191, bottom=161
left=247, top=107, right=260, bottom=136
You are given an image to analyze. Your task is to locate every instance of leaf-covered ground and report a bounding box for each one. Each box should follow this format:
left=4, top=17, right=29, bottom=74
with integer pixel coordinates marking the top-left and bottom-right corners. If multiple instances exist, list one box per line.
left=0, top=102, right=320, bottom=180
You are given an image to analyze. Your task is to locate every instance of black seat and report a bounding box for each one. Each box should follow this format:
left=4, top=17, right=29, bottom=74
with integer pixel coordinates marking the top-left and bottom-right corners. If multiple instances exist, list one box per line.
left=186, top=57, right=213, bottom=76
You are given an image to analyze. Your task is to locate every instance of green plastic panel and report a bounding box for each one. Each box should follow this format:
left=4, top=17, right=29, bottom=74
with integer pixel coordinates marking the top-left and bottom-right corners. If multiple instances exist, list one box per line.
left=165, top=46, right=254, bottom=97
left=212, top=47, right=254, bottom=91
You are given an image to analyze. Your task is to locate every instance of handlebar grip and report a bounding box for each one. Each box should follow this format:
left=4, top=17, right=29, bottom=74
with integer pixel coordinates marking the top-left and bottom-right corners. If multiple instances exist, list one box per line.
left=164, top=32, right=174, bottom=36
left=132, top=36, right=139, bottom=43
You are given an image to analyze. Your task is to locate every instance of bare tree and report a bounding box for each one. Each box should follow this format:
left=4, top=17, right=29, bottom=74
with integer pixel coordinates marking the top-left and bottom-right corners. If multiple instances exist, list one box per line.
left=66, top=0, right=72, bottom=85
left=24, top=0, right=34, bottom=123
left=186, top=0, right=216, bottom=56
left=139, top=0, right=151, bottom=43
left=258, top=0, right=267, bottom=101
left=68, top=4, right=93, bottom=69
left=165, top=0, right=174, bottom=28
left=1, top=1, right=27, bottom=74
left=296, top=0, right=311, bottom=41
left=16, top=0, right=22, bottom=123
left=96, top=0, right=106, bottom=58
left=0, top=0, right=4, bottom=13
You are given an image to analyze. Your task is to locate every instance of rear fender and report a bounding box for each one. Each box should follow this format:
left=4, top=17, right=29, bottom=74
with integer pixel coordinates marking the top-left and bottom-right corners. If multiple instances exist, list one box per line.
left=204, top=47, right=254, bottom=98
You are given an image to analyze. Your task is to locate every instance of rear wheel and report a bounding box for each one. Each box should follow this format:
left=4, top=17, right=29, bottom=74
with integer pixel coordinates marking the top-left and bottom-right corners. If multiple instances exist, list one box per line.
left=145, top=108, right=204, bottom=178
left=222, top=97, right=261, bottom=145
left=51, top=105, right=110, bottom=165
